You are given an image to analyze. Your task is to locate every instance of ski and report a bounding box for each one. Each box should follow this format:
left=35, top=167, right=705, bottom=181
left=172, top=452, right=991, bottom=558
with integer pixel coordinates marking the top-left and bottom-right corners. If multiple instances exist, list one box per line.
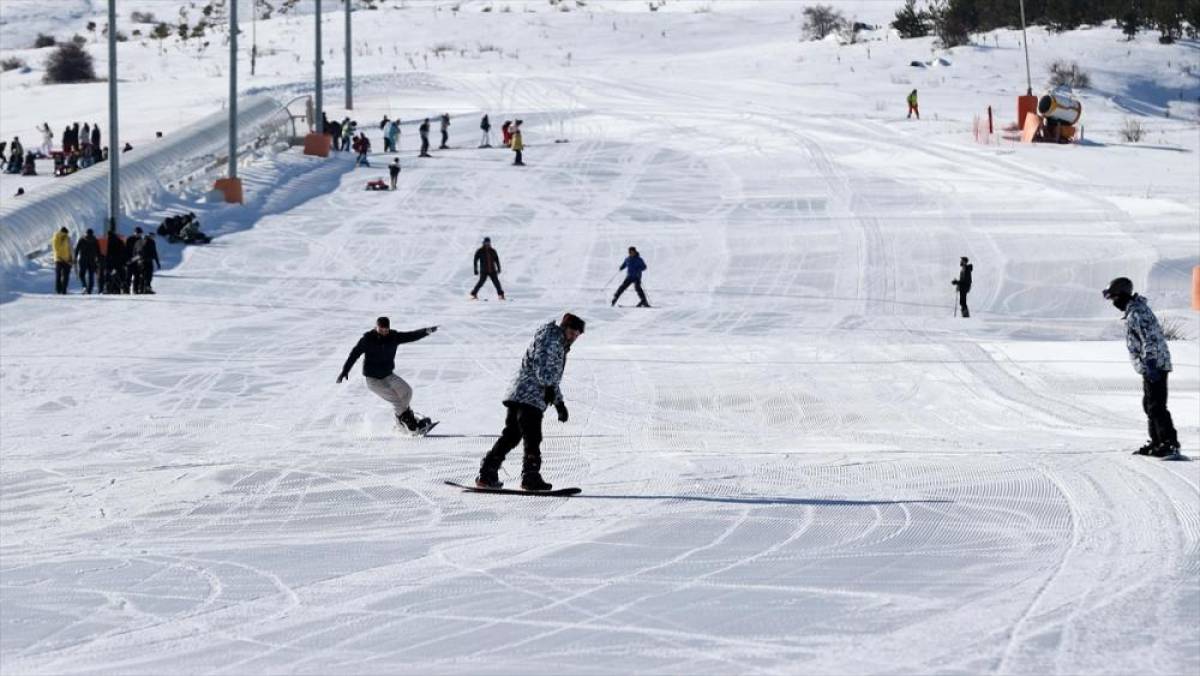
left=444, top=480, right=581, bottom=497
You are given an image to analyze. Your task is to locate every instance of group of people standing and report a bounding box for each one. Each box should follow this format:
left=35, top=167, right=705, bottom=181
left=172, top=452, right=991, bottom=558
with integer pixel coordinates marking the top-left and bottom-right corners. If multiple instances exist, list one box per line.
left=50, top=226, right=160, bottom=295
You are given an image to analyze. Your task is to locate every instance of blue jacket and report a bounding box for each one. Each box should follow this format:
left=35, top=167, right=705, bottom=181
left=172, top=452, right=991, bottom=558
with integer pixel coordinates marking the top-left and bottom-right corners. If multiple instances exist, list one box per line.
left=1124, top=294, right=1172, bottom=376
left=504, top=322, right=567, bottom=411
left=620, top=254, right=646, bottom=281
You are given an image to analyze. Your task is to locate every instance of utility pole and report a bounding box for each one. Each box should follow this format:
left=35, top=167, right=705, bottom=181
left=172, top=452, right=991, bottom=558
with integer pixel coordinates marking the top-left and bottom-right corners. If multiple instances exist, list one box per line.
left=345, top=0, right=353, bottom=110
left=106, top=0, right=120, bottom=233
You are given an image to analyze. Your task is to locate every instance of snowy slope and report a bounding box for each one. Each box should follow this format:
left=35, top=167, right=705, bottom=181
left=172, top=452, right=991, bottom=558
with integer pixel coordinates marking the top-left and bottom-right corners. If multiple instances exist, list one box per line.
left=2, top=2, right=1199, bottom=674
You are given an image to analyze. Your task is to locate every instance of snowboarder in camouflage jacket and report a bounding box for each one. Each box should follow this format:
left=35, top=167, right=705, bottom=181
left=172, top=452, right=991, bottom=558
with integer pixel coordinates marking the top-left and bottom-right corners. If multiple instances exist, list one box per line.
left=1103, top=277, right=1179, bottom=457
left=476, top=314, right=585, bottom=491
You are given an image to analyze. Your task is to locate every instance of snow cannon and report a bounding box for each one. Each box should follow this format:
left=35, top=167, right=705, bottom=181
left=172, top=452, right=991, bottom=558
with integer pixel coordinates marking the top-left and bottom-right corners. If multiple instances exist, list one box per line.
left=1021, top=90, right=1082, bottom=144
left=1037, top=91, right=1082, bottom=126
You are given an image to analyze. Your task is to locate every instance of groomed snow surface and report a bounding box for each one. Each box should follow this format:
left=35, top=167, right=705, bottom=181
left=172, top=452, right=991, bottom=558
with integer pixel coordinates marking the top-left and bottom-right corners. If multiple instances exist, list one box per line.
left=2, top=3, right=1199, bottom=674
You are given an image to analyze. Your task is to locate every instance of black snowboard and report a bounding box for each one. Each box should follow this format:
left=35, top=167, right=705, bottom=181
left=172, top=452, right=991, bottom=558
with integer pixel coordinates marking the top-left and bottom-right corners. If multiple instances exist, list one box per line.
left=444, top=480, right=581, bottom=497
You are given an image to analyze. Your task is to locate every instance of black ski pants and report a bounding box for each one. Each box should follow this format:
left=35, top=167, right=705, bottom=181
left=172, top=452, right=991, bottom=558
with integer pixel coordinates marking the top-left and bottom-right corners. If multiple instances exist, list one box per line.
left=78, top=262, right=96, bottom=293
left=420, top=135, right=430, bottom=156
left=142, top=261, right=155, bottom=292
left=613, top=277, right=648, bottom=305
left=958, top=288, right=970, bottom=317
left=1143, top=372, right=1178, bottom=446
left=471, top=271, right=504, bottom=297
left=440, top=130, right=449, bottom=149
left=513, top=149, right=523, bottom=165
left=482, top=403, right=544, bottom=478
left=54, top=262, right=71, bottom=294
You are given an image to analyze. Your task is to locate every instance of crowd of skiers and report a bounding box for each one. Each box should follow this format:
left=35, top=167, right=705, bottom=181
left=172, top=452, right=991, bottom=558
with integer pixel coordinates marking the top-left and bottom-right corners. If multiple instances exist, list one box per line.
left=50, top=226, right=161, bottom=295
left=3, top=123, right=111, bottom=178
left=321, top=112, right=527, bottom=180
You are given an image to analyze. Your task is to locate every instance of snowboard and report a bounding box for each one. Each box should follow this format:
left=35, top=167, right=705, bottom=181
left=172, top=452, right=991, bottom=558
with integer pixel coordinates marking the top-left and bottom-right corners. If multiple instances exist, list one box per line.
left=1142, top=452, right=1190, bottom=461
left=399, top=420, right=439, bottom=437
left=444, top=480, right=581, bottom=497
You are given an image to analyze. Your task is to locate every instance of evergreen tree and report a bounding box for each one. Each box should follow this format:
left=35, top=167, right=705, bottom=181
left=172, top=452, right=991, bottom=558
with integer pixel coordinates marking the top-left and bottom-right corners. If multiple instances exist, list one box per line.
left=893, top=0, right=932, bottom=38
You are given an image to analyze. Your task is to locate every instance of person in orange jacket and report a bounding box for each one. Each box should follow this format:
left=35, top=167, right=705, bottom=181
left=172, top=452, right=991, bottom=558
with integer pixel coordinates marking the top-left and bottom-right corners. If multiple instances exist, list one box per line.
left=511, top=120, right=525, bottom=166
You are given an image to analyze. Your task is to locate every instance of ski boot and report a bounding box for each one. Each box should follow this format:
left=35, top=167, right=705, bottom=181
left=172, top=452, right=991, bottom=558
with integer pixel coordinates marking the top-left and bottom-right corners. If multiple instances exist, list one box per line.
left=469, top=293, right=478, bottom=300
left=636, top=300, right=651, bottom=308
left=476, top=467, right=503, bottom=489
left=1133, top=440, right=1158, bottom=456
left=497, top=293, right=505, bottom=301
left=520, top=474, right=553, bottom=492
left=1152, top=441, right=1182, bottom=459
left=396, top=409, right=420, bottom=433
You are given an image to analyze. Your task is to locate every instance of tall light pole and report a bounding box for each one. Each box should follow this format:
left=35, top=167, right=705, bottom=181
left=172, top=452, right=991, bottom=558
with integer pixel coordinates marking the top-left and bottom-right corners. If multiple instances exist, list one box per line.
left=107, top=0, right=120, bottom=233
left=213, top=0, right=244, bottom=202
left=228, top=0, right=238, bottom=182
left=1019, top=0, right=1032, bottom=96
left=345, top=0, right=352, bottom=110
left=315, top=0, right=324, bottom=132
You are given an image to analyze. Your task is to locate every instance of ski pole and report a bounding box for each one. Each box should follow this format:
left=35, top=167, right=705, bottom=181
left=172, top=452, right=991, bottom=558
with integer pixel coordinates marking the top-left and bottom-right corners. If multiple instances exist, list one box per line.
left=602, top=269, right=619, bottom=299
left=953, top=287, right=958, bottom=317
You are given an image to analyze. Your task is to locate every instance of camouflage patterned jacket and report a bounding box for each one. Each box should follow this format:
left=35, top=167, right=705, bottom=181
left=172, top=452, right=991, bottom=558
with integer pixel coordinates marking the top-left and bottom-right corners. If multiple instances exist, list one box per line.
left=504, top=321, right=567, bottom=411
left=1124, top=294, right=1172, bottom=375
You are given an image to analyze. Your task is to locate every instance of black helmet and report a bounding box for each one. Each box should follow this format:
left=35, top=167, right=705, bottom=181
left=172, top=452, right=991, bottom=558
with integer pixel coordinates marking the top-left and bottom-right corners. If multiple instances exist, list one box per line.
left=1102, top=277, right=1134, bottom=300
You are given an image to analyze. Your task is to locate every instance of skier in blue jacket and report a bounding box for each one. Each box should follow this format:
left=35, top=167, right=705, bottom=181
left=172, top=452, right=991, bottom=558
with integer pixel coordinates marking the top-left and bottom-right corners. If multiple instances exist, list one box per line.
left=611, top=246, right=650, bottom=307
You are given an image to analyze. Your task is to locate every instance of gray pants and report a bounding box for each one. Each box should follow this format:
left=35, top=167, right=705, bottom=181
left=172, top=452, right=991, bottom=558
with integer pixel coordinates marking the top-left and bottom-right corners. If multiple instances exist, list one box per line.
left=364, top=373, right=413, bottom=416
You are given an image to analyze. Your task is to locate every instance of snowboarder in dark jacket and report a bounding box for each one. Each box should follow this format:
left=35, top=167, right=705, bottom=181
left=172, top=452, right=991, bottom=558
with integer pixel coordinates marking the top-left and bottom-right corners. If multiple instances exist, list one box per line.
left=102, top=232, right=125, bottom=294
left=952, top=256, right=972, bottom=317
left=338, top=317, right=439, bottom=434
left=470, top=237, right=505, bottom=300
left=479, top=114, right=491, bottom=147
left=611, top=246, right=650, bottom=307
left=124, top=228, right=143, bottom=294
left=136, top=233, right=161, bottom=294
left=418, top=118, right=432, bottom=157
left=388, top=157, right=401, bottom=190
left=74, top=228, right=100, bottom=294
left=476, top=313, right=584, bottom=491
left=1103, top=278, right=1180, bottom=458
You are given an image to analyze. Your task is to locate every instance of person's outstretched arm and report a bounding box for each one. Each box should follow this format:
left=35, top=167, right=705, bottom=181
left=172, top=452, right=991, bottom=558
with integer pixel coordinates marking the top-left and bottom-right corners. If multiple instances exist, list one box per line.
left=338, top=337, right=366, bottom=382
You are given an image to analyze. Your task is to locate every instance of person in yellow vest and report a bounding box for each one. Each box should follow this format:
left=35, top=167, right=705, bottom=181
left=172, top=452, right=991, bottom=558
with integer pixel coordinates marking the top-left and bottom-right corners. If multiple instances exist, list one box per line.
left=511, top=119, right=525, bottom=166
left=907, top=89, right=919, bottom=119
left=51, top=227, right=73, bottom=294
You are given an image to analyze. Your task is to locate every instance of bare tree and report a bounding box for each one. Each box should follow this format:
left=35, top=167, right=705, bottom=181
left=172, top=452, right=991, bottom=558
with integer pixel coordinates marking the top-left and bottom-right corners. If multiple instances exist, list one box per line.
left=802, top=5, right=845, bottom=40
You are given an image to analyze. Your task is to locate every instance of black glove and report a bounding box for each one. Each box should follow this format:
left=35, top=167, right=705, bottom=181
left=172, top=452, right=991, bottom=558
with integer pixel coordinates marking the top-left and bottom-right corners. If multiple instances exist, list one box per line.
left=543, top=385, right=557, bottom=404
left=337, top=372, right=348, bottom=383
left=951, top=279, right=958, bottom=286
left=555, top=401, right=569, bottom=423
left=426, top=326, right=438, bottom=334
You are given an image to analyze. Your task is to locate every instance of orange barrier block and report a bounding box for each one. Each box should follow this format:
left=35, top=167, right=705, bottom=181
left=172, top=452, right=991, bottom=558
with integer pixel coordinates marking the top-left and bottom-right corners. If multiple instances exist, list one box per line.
left=303, top=132, right=332, bottom=158
left=1017, top=94, right=1038, bottom=130
left=1192, top=265, right=1200, bottom=311
left=214, top=177, right=243, bottom=204
left=1020, top=112, right=1041, bottom=143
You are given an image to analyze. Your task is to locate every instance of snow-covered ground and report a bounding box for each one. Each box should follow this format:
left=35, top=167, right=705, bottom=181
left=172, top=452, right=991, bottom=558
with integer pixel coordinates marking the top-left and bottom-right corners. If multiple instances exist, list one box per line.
left=2, top=2, right=1199, bottom=674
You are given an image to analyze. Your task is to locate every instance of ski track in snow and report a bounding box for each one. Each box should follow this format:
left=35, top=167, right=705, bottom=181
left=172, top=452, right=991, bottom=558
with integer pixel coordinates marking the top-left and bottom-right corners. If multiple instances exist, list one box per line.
left=3, top=30, right=1200, bottom=676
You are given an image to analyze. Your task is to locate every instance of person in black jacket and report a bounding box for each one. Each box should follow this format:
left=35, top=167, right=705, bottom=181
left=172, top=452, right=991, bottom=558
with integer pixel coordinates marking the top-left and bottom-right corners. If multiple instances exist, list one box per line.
left=952, top=256, right=973, bottom=318
left=138, top=233, right=161, bottom=294
left=74, top=228, right=100, bottom=294
left=102, top=231, right=125, bottom=294
left=418, top=118, right=432, bottom=157
left=338, top=317, right=439, bottom=434
left=470, top=237, right=505, bottom=300
left=124, top=228, right=143, bottom=294
left=479, top=114, right=491, bottom=148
